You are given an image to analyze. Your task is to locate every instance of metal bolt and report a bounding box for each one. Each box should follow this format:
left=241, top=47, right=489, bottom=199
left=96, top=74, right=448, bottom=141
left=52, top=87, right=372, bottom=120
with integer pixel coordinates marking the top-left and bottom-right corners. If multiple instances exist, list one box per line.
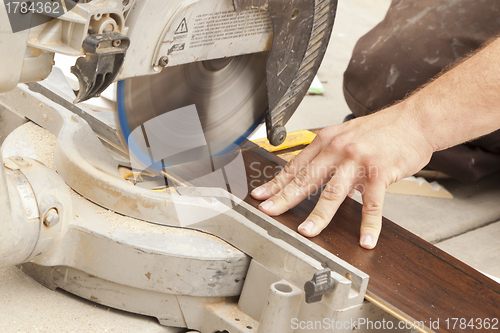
left=112, top=39, right=122, bottom=47
left=43, top=209, right=60, bottom=228
left=25, top=209, right=32, bottom=216
left=268, top=125, right=287, bottom=146
left=159, top=56, right=169, bottom=68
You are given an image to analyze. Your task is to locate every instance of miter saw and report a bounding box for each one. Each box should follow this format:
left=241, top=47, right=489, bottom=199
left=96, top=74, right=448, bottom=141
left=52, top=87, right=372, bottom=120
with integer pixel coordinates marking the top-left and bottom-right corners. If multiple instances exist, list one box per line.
left=0, top=1, right=414, bottom=332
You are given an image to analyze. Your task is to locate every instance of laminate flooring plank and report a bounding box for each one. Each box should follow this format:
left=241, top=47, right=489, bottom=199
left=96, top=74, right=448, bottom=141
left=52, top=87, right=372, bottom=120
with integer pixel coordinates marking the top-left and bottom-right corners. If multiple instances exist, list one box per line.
left=165, top=144, right=500, bottom=332
left=242, top=147, right=500, bottom=333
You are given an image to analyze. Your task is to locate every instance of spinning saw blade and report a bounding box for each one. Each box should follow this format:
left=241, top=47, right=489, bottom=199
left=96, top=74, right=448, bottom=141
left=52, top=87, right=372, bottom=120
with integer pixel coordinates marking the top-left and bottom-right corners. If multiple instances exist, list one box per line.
left=115, top=52, right=268, bottom=168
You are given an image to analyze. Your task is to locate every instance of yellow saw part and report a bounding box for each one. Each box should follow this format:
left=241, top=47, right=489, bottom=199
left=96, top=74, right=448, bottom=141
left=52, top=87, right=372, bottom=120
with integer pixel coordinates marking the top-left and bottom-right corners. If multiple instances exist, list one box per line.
left=252, top=130, right=317, bottom=153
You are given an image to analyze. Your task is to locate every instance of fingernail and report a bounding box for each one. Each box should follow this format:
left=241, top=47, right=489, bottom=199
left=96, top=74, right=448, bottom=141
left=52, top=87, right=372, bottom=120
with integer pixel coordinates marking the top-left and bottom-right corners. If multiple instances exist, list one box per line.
left=259, top=200, right=274, bottom=210
left=252, top=187, right=265, bottom=197
left=360, top=235, right=373, bottom=248
left=299, top=220, right=315, bottom=234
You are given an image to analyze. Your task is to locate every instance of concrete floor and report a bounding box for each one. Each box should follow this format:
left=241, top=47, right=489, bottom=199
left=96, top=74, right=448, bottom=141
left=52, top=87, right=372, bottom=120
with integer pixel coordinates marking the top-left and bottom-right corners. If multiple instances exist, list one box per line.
left=2, top=0, right=500, bottom=331
left=287, top=0, right=392, bottom=131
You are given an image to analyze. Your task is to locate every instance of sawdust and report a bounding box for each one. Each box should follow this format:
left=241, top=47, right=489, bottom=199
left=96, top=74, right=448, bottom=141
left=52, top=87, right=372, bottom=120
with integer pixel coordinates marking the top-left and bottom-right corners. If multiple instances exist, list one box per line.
left=204, top=299, right=258, bottom=330
left=100, top=209, right=235, bottom=248
left=2, top=122, right=57, bottom=170
left=4, top=122, right=236, bottom=250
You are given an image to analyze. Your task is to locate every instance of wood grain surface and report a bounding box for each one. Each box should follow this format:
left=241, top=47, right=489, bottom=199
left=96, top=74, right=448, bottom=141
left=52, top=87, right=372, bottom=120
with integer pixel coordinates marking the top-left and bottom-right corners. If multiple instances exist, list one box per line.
left=244, top=146, right=500, bottom=333
left=166, top=142, right=500, bottom=332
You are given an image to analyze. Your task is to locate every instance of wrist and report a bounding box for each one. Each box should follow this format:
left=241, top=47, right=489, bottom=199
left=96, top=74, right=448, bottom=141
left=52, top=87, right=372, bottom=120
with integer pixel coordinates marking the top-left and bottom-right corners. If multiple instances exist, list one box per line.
left=399, top=93, right=441, bottom=153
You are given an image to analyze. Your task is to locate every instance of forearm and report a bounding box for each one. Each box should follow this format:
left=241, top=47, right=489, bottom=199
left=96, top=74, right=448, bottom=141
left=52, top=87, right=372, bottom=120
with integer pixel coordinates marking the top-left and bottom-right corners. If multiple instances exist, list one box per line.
left=253, top=36, right=500, bottom=250
left=395, top=36, right=500, bottom=152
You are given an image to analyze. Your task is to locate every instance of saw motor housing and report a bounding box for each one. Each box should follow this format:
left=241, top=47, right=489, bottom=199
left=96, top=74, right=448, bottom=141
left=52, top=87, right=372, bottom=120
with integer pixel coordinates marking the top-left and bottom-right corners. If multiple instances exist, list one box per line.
left=0, top=0, right=337, bottom=145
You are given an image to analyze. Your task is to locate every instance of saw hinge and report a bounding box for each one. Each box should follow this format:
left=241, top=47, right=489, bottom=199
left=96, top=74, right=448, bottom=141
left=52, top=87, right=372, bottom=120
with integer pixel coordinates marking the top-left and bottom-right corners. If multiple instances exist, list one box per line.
left=304, top=268, right=336, bottom=303
left=71, top=32, right=130, bottom=104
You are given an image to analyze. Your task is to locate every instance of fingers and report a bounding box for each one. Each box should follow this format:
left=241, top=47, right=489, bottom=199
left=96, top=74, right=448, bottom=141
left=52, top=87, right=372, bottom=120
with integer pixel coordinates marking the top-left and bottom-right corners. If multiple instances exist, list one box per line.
left=257, top=152, right=338, bottom=216
left=359, top=182, right=386, bottom=249
left=251, top=137, right=323, bottom=200
left=298, top=168, right=354, bottom=237
left=251, top=123, right=389, bottom=250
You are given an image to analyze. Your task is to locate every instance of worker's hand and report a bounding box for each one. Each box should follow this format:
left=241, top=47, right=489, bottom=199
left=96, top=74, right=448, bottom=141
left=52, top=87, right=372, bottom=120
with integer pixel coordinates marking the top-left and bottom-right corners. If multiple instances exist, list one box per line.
left=251, top=106, right=435, bottom=249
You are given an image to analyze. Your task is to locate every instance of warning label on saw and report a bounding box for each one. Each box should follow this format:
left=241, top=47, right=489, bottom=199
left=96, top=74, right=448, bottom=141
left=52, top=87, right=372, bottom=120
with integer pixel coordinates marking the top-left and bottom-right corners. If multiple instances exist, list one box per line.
left=190, top=10, right=272, bottom=49
left=175, top=18, right=189, bottom=34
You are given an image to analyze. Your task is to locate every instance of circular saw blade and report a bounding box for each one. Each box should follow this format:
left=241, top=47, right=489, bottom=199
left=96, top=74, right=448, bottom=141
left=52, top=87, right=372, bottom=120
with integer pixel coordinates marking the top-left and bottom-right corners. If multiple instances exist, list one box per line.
left=115, top=52, right=268, bottom=169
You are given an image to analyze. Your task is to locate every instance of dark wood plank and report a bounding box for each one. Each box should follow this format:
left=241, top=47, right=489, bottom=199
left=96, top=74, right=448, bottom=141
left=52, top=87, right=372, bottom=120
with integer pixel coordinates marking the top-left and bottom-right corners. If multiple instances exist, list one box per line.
left=165, top=143, right=500, bottom=332
left=242, top=146, right=500, bottom=333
